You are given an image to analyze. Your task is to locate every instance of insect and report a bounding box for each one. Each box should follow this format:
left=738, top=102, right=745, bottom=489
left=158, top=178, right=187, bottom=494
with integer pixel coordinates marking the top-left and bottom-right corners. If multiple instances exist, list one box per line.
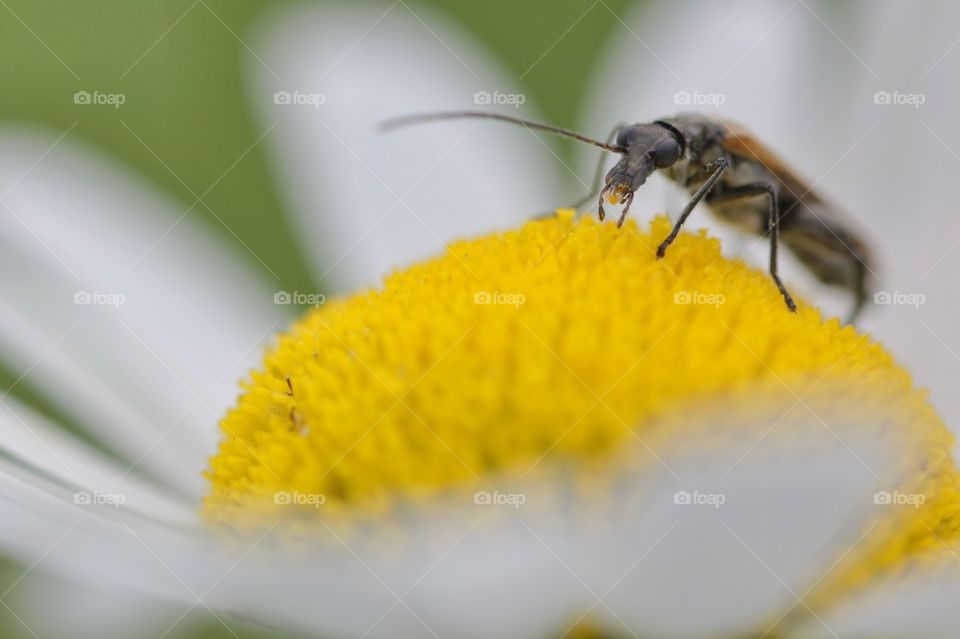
left=382, top=111, right=874, bottom=320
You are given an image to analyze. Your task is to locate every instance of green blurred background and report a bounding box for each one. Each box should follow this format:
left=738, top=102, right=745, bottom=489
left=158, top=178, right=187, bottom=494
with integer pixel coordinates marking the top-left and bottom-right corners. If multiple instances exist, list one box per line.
left=0, top=0, right=634, bottom=636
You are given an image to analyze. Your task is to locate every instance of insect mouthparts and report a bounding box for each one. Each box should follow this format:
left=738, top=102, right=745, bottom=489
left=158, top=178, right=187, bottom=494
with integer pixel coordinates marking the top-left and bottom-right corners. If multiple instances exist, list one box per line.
left=604, top=183, right=629, bottom=205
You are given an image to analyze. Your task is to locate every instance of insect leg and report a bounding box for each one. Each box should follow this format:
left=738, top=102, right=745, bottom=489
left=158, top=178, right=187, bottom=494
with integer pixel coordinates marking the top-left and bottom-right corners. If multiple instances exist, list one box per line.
left=848, top=260, right=868, bottom=323
left=707, top=182, right=797, bottom=312
left=656, top=157, right=729, bottom=259
left=775, top=204, right=874, bottom=322
left=616, top=191, right=635, bottom=228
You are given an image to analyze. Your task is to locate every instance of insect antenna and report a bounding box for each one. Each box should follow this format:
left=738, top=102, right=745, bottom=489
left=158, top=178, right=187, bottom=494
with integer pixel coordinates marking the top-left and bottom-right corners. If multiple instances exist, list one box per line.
left=380, top=111, right=627, bottom=153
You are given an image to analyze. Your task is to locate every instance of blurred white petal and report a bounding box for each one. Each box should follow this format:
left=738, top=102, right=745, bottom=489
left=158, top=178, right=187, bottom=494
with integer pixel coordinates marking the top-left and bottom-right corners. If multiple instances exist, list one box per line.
left=792, top=567, right=960, bottom=639
left=0, top=452, right=577, bottom=639
left=0, top=127, right=283, bottom=497
left=218, top=383, right=922, bottom=638
left=0, top=394, right=192, bottom=524
left=844, top=0, right=960, bottom=430
left=0, top=379, right=924, bottom=638
left=250, top=2, right=560, bottom=294
left=0, top=464, right=203, bottom=596
left=563, top=384, right=922, bottom=638
left=9, top=573, right=188, bottom=639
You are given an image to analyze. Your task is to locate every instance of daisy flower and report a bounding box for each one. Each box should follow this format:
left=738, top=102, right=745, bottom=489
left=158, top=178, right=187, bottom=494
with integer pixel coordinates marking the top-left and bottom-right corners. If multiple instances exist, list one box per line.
left=2, top=2, right=960, bottom=638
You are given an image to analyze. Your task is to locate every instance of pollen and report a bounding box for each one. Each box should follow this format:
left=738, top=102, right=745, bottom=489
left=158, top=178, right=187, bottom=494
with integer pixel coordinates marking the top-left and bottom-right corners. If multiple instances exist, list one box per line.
left=204, top=211, right=960, bottom=616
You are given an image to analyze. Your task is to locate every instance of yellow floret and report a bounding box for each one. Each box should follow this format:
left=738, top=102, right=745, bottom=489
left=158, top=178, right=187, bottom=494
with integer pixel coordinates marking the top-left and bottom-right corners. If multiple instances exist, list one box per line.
left=204, top=211, right=960, bottom=616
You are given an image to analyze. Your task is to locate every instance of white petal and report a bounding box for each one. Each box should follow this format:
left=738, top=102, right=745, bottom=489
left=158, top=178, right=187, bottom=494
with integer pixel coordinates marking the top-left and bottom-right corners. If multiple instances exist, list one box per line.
left=790, top=567, right=960, bottom=639
left=0, top=464, right=205, bottom=597
left=0, top=394, right=193, bottom=525
left=0, top=380, right=927, bottom=639
left=562, top=384, right=922, bottom=638
left=8, top=573, right=188, bottom=639
left=0, top=461, right=570, bottom=639
left=0, top=127, right=285, bottom=496
left=841, top=1, right=960, bottom=430
left=208, top=516, right=580, bottom=639
left=211, top=382, right=925, bottom=639
left=250, top=3, right=560, bottom=294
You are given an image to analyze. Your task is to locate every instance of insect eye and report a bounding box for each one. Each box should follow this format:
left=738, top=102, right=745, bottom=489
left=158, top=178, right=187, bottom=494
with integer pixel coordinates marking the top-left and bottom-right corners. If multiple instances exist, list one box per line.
left=654, top=138, right=681, bottom=168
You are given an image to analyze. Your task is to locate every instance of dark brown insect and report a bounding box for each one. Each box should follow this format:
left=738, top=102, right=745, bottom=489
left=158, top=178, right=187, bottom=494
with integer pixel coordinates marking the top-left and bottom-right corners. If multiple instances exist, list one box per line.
left=381, top=111, right=874, bottom=320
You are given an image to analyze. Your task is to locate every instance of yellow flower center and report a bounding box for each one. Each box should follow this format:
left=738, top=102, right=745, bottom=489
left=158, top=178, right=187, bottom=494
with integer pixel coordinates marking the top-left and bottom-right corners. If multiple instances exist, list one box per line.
left=204, top=211, right=960, bottom=617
